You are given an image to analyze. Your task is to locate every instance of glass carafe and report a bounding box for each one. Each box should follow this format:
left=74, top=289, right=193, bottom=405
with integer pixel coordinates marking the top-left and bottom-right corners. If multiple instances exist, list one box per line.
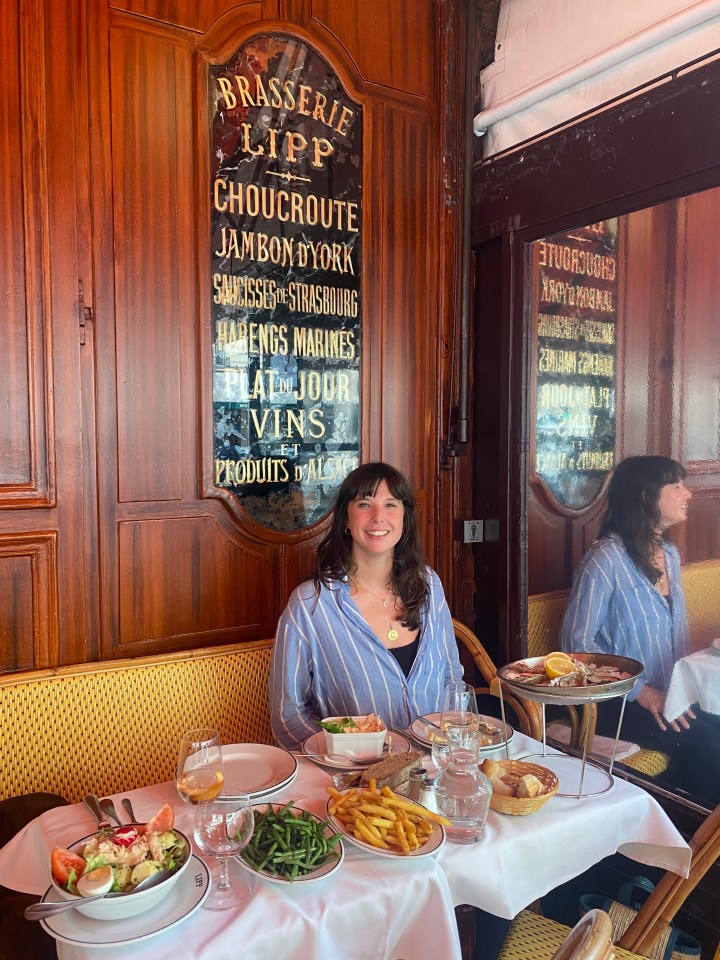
left=434, top=726, right=491, bottom=844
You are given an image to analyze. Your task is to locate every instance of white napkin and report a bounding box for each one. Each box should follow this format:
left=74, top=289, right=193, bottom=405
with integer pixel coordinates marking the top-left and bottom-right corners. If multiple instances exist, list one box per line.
left=664, top=647, right=720, bottom=721
left=546, top=721, right=640, bottom=762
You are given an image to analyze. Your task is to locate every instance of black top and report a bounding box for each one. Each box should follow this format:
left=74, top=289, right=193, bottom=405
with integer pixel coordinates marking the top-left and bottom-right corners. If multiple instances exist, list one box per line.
left=388, top=636, right=419, bottom=677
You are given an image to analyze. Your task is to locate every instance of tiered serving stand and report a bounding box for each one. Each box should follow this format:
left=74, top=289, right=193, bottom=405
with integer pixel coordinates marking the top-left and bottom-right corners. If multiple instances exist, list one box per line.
left=496, top=653, right=644, bottom=798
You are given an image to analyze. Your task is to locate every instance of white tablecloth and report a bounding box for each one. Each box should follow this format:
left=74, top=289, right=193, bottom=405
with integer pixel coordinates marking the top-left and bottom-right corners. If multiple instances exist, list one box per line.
left=0, top=760, right=461, bottom=960
left=0, top=735, right=691, bottom=957
left=664, top=647, right=720, bottom=722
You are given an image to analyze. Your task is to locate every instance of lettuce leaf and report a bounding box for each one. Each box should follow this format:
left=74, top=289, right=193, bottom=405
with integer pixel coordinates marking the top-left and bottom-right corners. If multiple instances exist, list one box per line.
left=319, top=718, right=355, bottom=734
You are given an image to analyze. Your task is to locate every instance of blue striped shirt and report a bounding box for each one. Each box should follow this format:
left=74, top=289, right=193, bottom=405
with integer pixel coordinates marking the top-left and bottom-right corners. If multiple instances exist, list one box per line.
left=560, top=535, right=690, bottom=699
left=269, top=568, right=463, bottom=749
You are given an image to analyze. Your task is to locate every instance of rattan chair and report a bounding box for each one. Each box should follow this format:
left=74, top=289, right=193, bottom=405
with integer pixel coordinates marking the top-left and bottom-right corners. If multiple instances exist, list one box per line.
left=498, top=802, right=720, bottom=960
left=452, top=618, right=543, bottom=741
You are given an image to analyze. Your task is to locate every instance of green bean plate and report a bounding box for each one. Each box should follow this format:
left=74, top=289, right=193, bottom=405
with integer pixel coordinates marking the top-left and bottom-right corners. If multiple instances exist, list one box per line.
left=238, top=802, right=345, bottom=884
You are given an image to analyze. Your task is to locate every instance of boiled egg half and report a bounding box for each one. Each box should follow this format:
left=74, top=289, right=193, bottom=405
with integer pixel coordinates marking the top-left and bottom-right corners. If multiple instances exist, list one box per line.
left=77, top=865, right=114, bottom=897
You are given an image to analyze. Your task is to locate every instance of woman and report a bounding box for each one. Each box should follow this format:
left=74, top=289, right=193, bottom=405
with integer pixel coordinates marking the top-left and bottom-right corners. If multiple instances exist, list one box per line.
left=561, top=455, right=719, bottom=804
left=269, top=462, right=463, bottom=750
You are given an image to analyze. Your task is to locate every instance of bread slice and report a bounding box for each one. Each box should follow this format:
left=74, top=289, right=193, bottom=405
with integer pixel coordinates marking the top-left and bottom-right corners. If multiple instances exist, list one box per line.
left=516, top=773, right=544, bottom=798
left=481, top=758, right=502, bottom=780
left=360, top=751, right=422, bottom=793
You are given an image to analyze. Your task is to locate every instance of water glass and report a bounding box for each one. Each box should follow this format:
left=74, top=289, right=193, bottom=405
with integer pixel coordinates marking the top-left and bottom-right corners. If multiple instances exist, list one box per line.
left=193, top=794, right=254, bottom=910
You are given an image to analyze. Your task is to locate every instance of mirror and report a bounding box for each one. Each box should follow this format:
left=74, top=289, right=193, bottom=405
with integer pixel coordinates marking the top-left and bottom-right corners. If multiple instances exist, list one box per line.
left=526, top=183, right=720, bottom=807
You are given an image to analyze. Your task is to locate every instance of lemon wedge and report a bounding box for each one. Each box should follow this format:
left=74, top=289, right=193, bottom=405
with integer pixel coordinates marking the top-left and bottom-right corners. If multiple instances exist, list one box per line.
left=544, top=652, right=575, bottom=679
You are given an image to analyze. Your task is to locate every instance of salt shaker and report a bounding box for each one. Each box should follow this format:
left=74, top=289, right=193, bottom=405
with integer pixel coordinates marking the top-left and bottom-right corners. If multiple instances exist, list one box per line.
left=407, top=766, right=428, bottom=803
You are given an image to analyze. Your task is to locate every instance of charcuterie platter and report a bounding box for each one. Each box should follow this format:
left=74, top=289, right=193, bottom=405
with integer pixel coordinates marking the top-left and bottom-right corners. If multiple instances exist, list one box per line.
left=498, top=653, right=643, bottom=706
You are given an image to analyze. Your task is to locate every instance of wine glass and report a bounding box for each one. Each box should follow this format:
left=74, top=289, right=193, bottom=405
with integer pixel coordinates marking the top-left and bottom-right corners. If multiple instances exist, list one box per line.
left=193, top=794, right=254, bottom=911
left=431, top=681, right=480, bottom=770
left=176, top=728, right=225, bottom=805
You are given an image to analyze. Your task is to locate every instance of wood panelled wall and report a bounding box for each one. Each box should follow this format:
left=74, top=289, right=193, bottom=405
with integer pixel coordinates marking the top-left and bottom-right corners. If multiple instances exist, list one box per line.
left=0, top=0, right=470, bottom=671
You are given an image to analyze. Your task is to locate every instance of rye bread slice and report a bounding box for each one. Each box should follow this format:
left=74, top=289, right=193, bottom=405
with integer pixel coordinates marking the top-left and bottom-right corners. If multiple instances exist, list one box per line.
left=360, top=750, right=422, bottom=792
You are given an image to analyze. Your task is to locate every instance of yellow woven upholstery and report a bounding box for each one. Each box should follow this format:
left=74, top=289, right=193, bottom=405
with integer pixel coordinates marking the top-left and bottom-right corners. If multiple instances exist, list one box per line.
left=0, top=640, right=274, bottom=803
left=681, top=560, right=720, bottom=652
left=527, top=590, right=571, bottom=658
left=498, top=910, right=640, bottom=959
left=620, top=749, right=669, bottom=777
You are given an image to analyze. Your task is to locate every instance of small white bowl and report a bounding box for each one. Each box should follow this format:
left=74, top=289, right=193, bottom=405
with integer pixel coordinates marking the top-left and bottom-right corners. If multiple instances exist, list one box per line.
left=52, top=827, right=191, bottom=920
left=322, top=716, right=387, bottom=760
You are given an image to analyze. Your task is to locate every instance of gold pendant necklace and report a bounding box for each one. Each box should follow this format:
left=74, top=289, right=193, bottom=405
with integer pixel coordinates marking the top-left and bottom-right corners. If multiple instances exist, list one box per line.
left=351, top=578, right=399, bottom=642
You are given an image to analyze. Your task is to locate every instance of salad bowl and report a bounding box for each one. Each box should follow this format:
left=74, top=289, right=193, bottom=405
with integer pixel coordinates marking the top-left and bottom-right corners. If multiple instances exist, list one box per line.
left=51, top=825, right=192, bottom=920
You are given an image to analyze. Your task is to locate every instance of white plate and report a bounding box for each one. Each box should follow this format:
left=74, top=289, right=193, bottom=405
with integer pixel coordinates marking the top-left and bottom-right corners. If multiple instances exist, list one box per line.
left=222, top=743, right=298, bottom=798
left=237, top=802, right=344, bottom=884
left=302, top=729, right=413, bottom=769
left=410, top=713, right=514, bottom=751
left=39, top=855, right=210, bottom=947
left=325, top=798, right=445, bottom=860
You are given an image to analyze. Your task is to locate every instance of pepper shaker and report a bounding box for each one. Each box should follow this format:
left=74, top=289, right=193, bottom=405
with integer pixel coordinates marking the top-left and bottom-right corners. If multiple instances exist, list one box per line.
left=407, top=766, right=428, bottom=803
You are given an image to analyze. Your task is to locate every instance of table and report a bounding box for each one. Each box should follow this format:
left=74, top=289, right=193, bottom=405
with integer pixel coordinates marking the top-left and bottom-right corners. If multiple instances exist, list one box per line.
left=0, top=733, right=691, bottom=959
left=664, top=646, right=720, bottom=722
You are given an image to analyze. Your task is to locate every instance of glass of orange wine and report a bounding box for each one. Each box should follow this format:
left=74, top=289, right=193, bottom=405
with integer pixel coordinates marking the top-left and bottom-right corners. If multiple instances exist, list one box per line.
left=176, top=729, right=225, bottom=805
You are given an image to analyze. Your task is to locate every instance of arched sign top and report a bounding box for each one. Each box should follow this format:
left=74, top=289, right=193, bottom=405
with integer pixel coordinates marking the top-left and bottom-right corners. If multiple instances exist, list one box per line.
left=210, top=35, right=362, bottom=531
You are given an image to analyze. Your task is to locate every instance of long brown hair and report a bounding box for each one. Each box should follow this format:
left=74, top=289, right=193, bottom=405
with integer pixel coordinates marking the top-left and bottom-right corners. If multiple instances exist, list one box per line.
left=599, top=455, right=686, bottom=583
left=314, top=462, right=429, bottom=629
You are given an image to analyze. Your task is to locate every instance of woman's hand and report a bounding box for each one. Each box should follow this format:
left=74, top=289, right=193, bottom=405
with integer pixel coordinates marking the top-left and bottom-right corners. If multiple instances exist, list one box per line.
left=636, top=685, right=696, bottom=732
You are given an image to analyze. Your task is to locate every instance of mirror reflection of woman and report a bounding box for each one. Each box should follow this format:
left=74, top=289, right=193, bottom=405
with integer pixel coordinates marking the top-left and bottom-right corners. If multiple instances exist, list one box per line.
left=561, top=455, right=720, bottom=805
left=269, top=462, right=463, bottom=750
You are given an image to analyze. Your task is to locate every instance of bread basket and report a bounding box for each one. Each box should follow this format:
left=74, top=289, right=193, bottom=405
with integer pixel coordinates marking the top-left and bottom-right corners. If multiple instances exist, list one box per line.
left=487, top=760, right=559, bottom=816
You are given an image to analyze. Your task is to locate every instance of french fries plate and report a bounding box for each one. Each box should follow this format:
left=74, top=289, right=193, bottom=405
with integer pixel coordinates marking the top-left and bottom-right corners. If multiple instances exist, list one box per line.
left=325, top=798, right=446, bottom=860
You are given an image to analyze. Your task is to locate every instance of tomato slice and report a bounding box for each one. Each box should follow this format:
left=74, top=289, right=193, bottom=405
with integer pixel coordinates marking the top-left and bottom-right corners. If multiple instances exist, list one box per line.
left=51, top=847, right=87, bottom=885
left=143, top=801, right=174, bottom=835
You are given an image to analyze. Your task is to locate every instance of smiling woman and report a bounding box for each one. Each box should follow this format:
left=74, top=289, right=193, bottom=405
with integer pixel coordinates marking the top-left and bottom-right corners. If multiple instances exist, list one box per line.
left=269, top=462, right=463, bottom=750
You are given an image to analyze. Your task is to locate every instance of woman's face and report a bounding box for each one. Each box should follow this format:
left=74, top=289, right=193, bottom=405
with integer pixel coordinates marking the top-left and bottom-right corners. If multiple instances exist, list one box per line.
left=656, top=479, right=692, bottom=530
left=346, top=479, right=405, bottom=560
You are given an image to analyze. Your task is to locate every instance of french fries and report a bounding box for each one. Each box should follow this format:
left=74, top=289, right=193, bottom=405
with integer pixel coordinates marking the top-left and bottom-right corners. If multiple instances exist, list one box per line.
left=326, top=781, right=450, bottom=855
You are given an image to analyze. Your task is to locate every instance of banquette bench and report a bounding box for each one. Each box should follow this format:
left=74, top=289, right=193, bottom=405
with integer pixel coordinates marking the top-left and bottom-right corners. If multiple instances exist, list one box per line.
left=0, top=620, right=540, bottom=805
left=0, top=639, right=275, bottom=804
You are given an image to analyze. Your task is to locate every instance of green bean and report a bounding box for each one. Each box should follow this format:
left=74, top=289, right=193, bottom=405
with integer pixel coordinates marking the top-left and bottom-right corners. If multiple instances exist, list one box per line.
left=241, top=803, right=342, bottom=881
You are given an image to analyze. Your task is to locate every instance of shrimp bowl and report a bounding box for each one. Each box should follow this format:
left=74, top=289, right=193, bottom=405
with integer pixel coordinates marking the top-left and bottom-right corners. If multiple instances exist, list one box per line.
left=320, top=714, right=388, bottom=760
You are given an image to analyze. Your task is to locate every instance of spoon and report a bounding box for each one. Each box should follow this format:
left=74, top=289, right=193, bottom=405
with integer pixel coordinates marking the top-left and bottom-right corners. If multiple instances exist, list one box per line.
left=99, top=798, right=123, bottom=825
left=121, top=798, right=138, bottom=823
left=24, top=870, right=172, bottom=920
